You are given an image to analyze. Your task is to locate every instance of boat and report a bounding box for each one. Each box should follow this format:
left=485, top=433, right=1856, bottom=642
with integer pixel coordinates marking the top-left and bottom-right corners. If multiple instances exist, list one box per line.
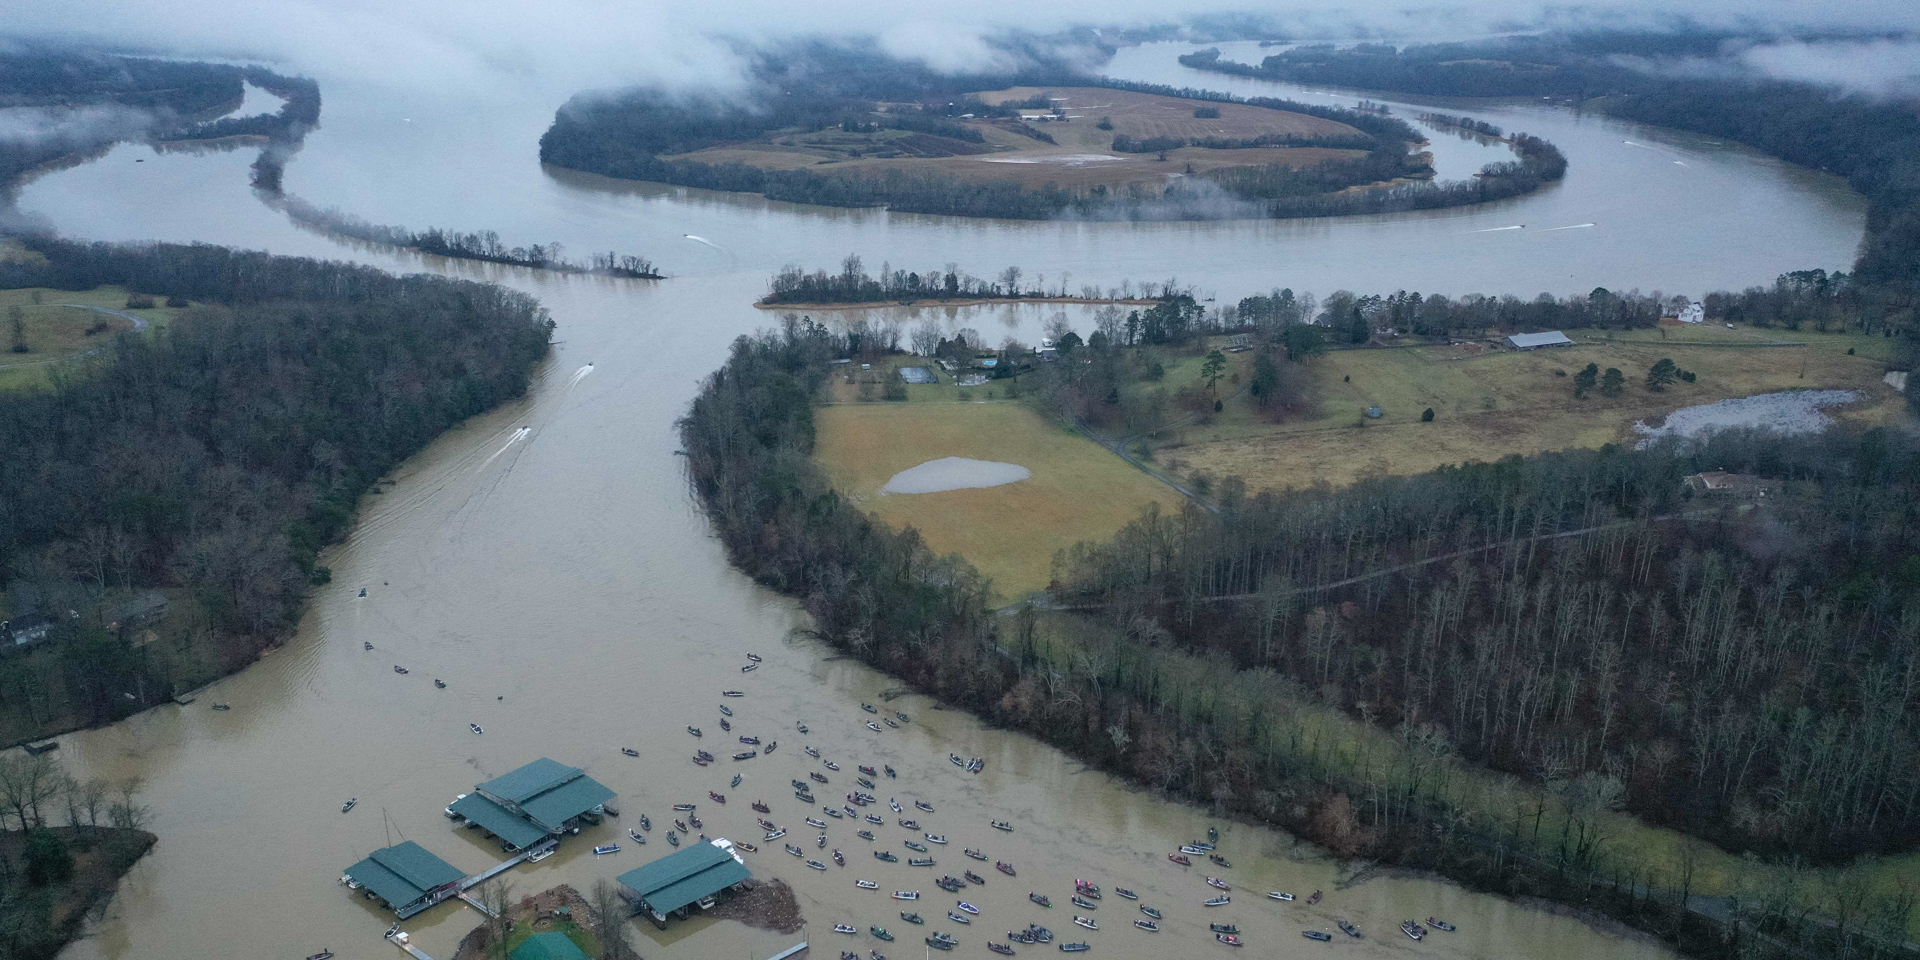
left=991, top=821, right=1013, bottom=832
left=211, top=703, right=230, bottom=711
left=722, top=690, right=743, bottom=697
left=592, top=844, right=619, bottom=855
left=733, top=751, right=757, bottom=761
left=1209, top=923, right=1238, bottom=934
left=1133, top=920, right=1159, bottom=932
left=1208, top=827, right=1219, bottom=843
left=1074, top=881, right=1099, bottom=898
left=691, top=755, right=709, bottom=766
left=719, top=719, right=731, bottom=731
left=469, top=723, right=483, bottom=735
left=673, top=803, right=697, bottom=811
left=890, top=799, right=902, bottom=813
left=866, top=721, right=881, bottom=732
left=1303, top=931, right=1332, bottom=942
left=924, top=938, right=953, bottom=952
left=858, top=830, right=877, bottom=841
left=988, top=944, right=1014, bottom=956
left=307, top=951, right=336, bottom=960
left=900, top=819, right=920, bottom=830
left=747, top=653, right=762, bottom=663
left=862, top=704, right=878, bottom=713
left=897, top=711, right=910, bottom=722
left=909, top=857, right=936, bottom=867
left=834, top=850, right=846, bottom=865
left=857, top=880, right=879, bottom=889
left=621, top=747, right=639, bottom=757
left=674, top=818, right=689, bottom=832
left=824, top=808, right=843, bottom=818
left=860, top=765, right=877, bottom=775
left=817, top=834, right=827, bottom=847
left=964, top=871, right=986, bottom=885
left=1113, top=888, right=1135, bottom=900
left=957, top=901, right=980, bottom=915
left=628, top=829, right=646, bottom=843
left=893, top=891, right=921, bottom=900
left=797, top=722, right=808, bottom=733
left=905, top=841, right=927, bottom=852
left=766, top=828, right=786, bottom=840
left=638, top=814, right=651, bottom=831
left=965, top=849, right=987, bottom=861
left=739, top=736, right=760, bottom=745
left=1179, top=844, right=1208, bottom=855
left=667, top=832, right=679, bottom=846
left=341, top=798, right=357, bottom=814
left=946, top=912, right=972, bottom=925
left=937, top=878, right=965, bottom=893
left=1215, top=933, right=1243, bottom=947
left=1337, top=920, right=1360, bottom=938
left=765, top=741, right=777, bottom=753
left=741, top=664, right=758, bottom=673
left=434, top=679, right=446, bottom=689
left=1209, top=854, right=1232, bottom=868
left=1028, top=925, right=1054, bottom=942
left=884, top=765, right=896, bottom=778
left=833, top=924, right=856, bottom=934
left=709, top=791, right=726, bottom=803
left=871, top=926, right=893, bottom=940
left=1190, top=840, right=1216, bottom=851
left=1401, top=921, right=1424, bottom=941
left=1139, top=906, right=1161, bottom=920
left=393, top=665, right=408, bottom=674
left=736, top=842, right=757, bottom=853
left=883, top=718, right=898, bottom=728
left=1426, top=917, right=1455, bottom=932
left=720, top=705, right=733, bottom=716
left=924, top=834, right=946, bottom=844
left=807, top=817, right=828, bottom=828
left=688, top=726, right=702, bottom=737
left=1305, top=890, right=1322, bottom=905
left=805, top=746, right=821, bottom=758
left=915, top=801, right=934, bottom=812
left=1203, top=896, right=1231, bottom=907
left=866, top=815, right=884, bottom=825
left=900, top=911, right=924, bottom=922
left=1071, top=896, right=1096, bottom=910
left=812, top=772, right=830, bottom=784
left=1058, top=941, right=1090, bottom=952
left=1168, top=854, right=1191, bottom=866
left=1268, top=891, right=1293, bottom=901
left=689, top=815, right=703, bottom=829
left=876, top=851, right=898, bottom=862
left=996, top=862, right=1015, bottom=876
left=808, top=859, right=828, bottom=870
left=752, top=802, right=770, bottom=813
left=785, top=844, right=804, bottom=857
left=1029, top=893, right=1051, bottom=908
left=1206, top=877, right=1231, bottom=891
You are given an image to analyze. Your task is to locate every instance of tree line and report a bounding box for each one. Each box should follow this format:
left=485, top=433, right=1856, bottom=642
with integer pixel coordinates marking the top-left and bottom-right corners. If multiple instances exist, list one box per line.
left=761, top=255, right=1175, bottom=305
left=681, top=323, right=1917, bottom=960
left=0, top=237, right=553, bottom=744
left=274, top=196, right=660, bottom=277
left=0, top=751, right=153, bottom=960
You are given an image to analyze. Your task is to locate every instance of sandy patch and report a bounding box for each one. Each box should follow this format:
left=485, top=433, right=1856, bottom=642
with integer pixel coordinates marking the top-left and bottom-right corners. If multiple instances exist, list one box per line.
left=1633, top=389, right=1860, bottom=448
left=882, top=457, right=1032, bottom=494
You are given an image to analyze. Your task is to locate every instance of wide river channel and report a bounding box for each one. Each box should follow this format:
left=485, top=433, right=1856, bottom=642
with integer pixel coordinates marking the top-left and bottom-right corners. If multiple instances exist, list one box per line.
left=19, top=39, right=1865, bottom=960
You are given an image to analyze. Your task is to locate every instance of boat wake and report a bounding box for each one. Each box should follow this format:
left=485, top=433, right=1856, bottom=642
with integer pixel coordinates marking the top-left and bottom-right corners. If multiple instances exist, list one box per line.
left=1538, top=223, right=1596, bottom=232
left=1471, top=225, right=1525, bottom=233
left=477, top=427, right=531, bottom=471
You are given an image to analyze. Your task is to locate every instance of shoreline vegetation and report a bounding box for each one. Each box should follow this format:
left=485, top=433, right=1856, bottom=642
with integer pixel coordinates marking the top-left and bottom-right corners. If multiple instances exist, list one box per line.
left=760, top=257, right=1179, bottom=307
left=756, top=296, right=1158, bottom=310
left=537, top=43, right=1565, bottom=222
left=272, top=195, right=664, bottom=278
left=0, top=237, right=553, bottom=749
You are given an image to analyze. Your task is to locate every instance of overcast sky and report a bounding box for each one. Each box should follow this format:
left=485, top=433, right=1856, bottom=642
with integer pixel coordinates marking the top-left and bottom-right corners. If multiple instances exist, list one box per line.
left=4, top=0, right=1917, bottom=97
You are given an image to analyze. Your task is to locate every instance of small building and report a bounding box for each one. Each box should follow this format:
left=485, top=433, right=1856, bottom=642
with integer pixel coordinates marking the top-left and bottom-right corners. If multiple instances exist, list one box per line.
left=449, top=758, right=615, bottom=852
left=2, top=614, right=50, bottom=648
left=1505, top=331, right=1573, bottom=350
left=341, top=841, right=466, bottom=919
left=510, top=932, right=592, bottom=960
left=1683, top=471, right=1779, bottom=499
left=617, top=839, right=751, bottom=929
left=1677, top=301, right=1705, bottom=324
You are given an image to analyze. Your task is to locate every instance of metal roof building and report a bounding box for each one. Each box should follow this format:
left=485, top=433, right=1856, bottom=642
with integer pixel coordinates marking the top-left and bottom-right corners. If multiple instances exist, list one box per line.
left=452, top=758, right=615, bottom=851
left=1505, top=330, right=1574, bottom=350
left=617, top=840, right=751, bottom=928
left=509, top=932, right=592, bottom=960
left=342, top=841, right=466, bottom=919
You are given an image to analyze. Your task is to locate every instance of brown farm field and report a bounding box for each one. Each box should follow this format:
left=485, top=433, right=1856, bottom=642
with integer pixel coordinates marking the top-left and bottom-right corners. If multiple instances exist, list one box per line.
left=665, top=86, right=1370, bottom=193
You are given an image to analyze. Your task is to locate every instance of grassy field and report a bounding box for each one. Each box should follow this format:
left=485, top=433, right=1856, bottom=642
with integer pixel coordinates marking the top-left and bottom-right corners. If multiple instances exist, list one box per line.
left=668, top=86, right=1370, bottom=193
left=1157, top=324, right=1905, bottom=492
left=0, top=285, right=193, bottom=392
left=814, top=401, right=1184, bottom=597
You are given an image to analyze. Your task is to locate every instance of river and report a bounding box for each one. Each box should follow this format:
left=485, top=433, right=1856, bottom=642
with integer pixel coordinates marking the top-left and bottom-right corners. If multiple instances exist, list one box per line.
left=16, top=39, right=1864, bottom=960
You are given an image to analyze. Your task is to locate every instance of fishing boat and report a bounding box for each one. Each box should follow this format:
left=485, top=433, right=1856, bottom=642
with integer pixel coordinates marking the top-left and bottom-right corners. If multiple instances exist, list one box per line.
left=434, top=679, right=446, bottom=689
left=674, top=818, right=688, bottom=832
left=1071, top=896, right=1096, bottom=910
left=667, top=832, right=679, bottom=846
left=765, top=828, right=786, bottom=840
left=688, top=726, right=702, bottom=737
left=1305, top=890, right=1322, bottom=905
left=1401, top=921, right=1424, bottom=941
left=691, top=755, right=710, bottom=766
left=1074, top=881, right=1099, bottom=898
left=741, top=664, right=757, bottom=673
left=765, top=740, right=777, bottom=753
left=883, top=718, right=898, bottom=728
left=812, top=772, right=830, bottom=784
left=857, top=880, right=879, bottom=889
left=965, top=849, right=987, bottom=861
left=991, top=821, right=1013, bottom=832
left=1209, top=854, right=1232, bottom=868
left=689, top=815, right=703, bottom=829
left=733, top=751, right=757, bottom=761
left=964, top=871, right=986, bottom=885
left=807, top=817, right=827, bottom=828
left=805, top=746, right=821, bottom=758
left=1029, top=893, right=1051, bottom=908
left=897, top=711, right=910, bottom=722
left=736, top=841, right=757, bottom=853
left=900, top=819, right=920, bottom=830
left=592, top=844, right=619, bottom=855
left=393, top=665, right=408, bottom=674
left=890, top=799, right=902, bottom=812
left=1203, top=896, right=1231, bottom=907
left=900, top=910, right=925, bottom=923
left=621, top=747, right=639, bottom=757
left=1303, top=931, right=1332, bottom=942
left=846, top=805, right=860, bottom=817
left=988, top=944, right=1014, bottom=956
left=1206, top=877, right=1231, bottom=891
left=719, top=719, right=731, bottom=731
left=1179, top=844, right=1208, bottom=855
left=893, top=891, right=921, bottom=901
left=1008, top=930, right=1034, bottom=944
left=860, top=765, right=877, bottom=775
left=1168, top=854, right=1191, bottom=866
left=342, top=798, right=357, bottom=814
left=1139, top=906, right=1161, bottom=920
left=673, top=803, right=697, bottom=811
left=720, top=705, right=733, bottom=716
left=752, top=801, right=770, bottom=813
left=1028, top=925, right=1054, bottom=942
left=797, top=722, right=809, bottom=733
left=858, top=830, right=877, bottom=841
left=862, top=704, right=878, bottom=714
left=924, top=938, right=953, bottom=952
left=833, top=849, right=845, bottom=865
left=937, top=878, right=965, bottom=893
left=913, top=800, right=935, bottom=813
left=1058, top=944, right=1089, bottom=953
left=957, top=901, right=980, bottom=915
left=307, top=950, right=336, bottom=960
left=722, top=690, right=743, bottom=697
left=1113, top=888, right=1135, bottom=900
left=817, top=834, right=827, bottom=847
left=909, top=857, right=936, bottom=867
left=1426, top=917, right=1455, bottom=932
left=871, top=926, right=893, bottom=941
left=638, top=814, right=651, bottom=831
left=866, top=721, right=881, bottom=732
left=905, top=841, right=927, bottom=852
left=739, top=736, right=760, bottom=745
left=211, top=703, right=231, bottom=711
left=884, top=765, right=896, bottom=778
left=1337, top=920, right=1360, bottom=939
left=1133, top=920, right=1159, bottom=932
left=628, top=829, right=647, bottom=843
left=1209, top=923, right=1238, bottom=934
left=1215, top=933, right=1243, bottom=947
left=824, top=808, right=843, bottom=818
left=808, top=859, right=828, bottom=870
left=996, top=861, right=1015, bottom=876
left=469, top=723, right=484, bottom=735
left=747, top=653, right=762, bottom=663
left=1072, top=917, right=1098, bottom=931
left=785, top=844, right=804, bottom=857
left=866, top=815, right=884, bottom=825
left=1268, top=891, right=1293, bottom=901
left=833, top=924, right=856, bottom=934
left=946, top=912, right=972, bottom=925
left=709, top=791, right=726, bottom=803
left=876, top=851, right=899, bottom=862
left=824, top=761, right=841, bottom=771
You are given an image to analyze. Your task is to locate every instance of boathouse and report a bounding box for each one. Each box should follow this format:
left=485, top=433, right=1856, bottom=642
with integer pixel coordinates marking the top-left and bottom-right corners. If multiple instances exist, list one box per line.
left=1505, top=330, right=1573, bottom=350
left=449, top=758, right=615, bottom=852
left=616, top=839, right=751, bottom=929
left=341, top=841, right=466, bottom=919
left=510, top=932, right=592, bottom=960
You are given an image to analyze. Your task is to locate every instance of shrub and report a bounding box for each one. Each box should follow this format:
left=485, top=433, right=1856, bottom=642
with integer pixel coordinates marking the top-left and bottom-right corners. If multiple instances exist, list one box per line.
left=24, top=828, right=73, bottom=887
left=1193, top=106, right=1221, bottom=119
left=1096, top=116, right=1113, bottom=130
left=1421, top=407, right=1435, bottom=421
left=125, top=292, right=156, bottom=309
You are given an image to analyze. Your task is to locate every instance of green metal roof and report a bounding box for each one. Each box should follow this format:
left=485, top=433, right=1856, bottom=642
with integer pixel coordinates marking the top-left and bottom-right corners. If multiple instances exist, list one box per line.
left=344, top=842, right=464, bottom=913
left=450, top=792, right=549, bottom=850
left=509, top=932, right=591, bottom=960
left=478, top=758, right=582, bottom=804
left=520, top=774, right=614, bottom=832
left=617, top=843, right=749, bottom=914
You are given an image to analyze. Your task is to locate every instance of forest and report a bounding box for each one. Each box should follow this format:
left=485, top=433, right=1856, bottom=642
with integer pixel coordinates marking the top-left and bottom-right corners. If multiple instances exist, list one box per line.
left=683, top=323, right=1917, bottom=960
left=0, top=237, right=553, bottom=744
left=1179, top=34, right=1920, bottom=352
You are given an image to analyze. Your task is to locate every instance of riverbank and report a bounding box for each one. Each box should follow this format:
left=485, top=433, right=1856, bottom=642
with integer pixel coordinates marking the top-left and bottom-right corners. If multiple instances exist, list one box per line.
left=0, top=827, right=156, bottom=960
left=756, top=295, right=1156, bottom=310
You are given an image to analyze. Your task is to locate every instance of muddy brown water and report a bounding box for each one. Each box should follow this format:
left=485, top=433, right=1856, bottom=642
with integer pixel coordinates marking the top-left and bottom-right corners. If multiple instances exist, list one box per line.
left=14, top=39, right=1868, bottom=960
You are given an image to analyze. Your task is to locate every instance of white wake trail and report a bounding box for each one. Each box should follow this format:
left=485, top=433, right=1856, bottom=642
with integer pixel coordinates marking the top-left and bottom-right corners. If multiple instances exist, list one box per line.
left=1539, top=223, right=1597, bottom=231
left=1471, top=225, right=1526, bottom=233
left=476, top=427, right=531, bottom=471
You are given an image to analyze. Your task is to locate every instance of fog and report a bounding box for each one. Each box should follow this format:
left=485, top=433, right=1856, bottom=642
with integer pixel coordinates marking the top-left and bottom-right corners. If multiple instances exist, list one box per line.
left=5, top=0, right=1918, bottom=101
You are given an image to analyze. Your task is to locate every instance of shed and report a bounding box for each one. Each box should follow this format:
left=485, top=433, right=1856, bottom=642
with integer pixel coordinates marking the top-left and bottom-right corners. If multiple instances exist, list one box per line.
left=618, top=840, right=751, bottom=928
left=510, top=932, right=591, bottom=960
left=1505, top=331, right=1573, bottom=350
left=342, top=841, right=466, bottom=919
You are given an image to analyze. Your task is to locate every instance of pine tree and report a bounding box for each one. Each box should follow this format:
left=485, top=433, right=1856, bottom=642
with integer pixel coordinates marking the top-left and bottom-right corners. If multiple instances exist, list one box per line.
left=1573, top=362, right=1598, bottom=398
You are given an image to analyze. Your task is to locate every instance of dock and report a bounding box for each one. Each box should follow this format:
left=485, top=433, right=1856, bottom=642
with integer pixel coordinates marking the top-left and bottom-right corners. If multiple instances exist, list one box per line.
left=456, top=837, right=555, bottom=893
left=766, top=943, right=808, bottom=960
left=385, top=929, right=435, bottom=960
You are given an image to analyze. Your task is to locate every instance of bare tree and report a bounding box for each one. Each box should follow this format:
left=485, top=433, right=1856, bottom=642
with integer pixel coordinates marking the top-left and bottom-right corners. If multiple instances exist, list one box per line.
left=479, top=878, right=516, bottom=958
left=590, top=878, right=631, bottom=959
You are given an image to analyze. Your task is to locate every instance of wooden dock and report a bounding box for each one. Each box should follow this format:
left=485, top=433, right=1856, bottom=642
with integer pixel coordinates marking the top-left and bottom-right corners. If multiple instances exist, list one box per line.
left=385, top=929, right=435, bottom=960
left=765, top=943, right=808, bottom=960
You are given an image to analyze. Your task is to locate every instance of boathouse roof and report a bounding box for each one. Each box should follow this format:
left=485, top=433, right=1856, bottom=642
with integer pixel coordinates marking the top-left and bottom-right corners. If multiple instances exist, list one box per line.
left=343, top=841, right=464, bottom=914
left=472, top=758, right=615, bottom=834
left=509, top=932, right=591, bottom=960
left=618, top=841, right=750, bottom=915
left=478, top=757, right=584, bottom=804
left=449, top=792, right=550, bottom=850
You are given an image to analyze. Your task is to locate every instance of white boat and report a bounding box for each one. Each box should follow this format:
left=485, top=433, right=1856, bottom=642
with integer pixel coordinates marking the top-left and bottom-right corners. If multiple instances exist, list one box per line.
left=893, top=891, right=920, bottom=900
left=592, top=844, right=619, bottom=855
left=1073, top=917, right=1098, bottom=930
left=925, top=834, right=947, bottom=844
left=857, top=880, right=879, bottom=889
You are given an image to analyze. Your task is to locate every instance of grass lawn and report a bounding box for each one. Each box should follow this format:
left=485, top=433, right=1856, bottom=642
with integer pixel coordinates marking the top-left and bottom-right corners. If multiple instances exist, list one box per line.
left=815, top=401, right=1184, bottom=597
left=0, top=285, right=195, bottom=392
